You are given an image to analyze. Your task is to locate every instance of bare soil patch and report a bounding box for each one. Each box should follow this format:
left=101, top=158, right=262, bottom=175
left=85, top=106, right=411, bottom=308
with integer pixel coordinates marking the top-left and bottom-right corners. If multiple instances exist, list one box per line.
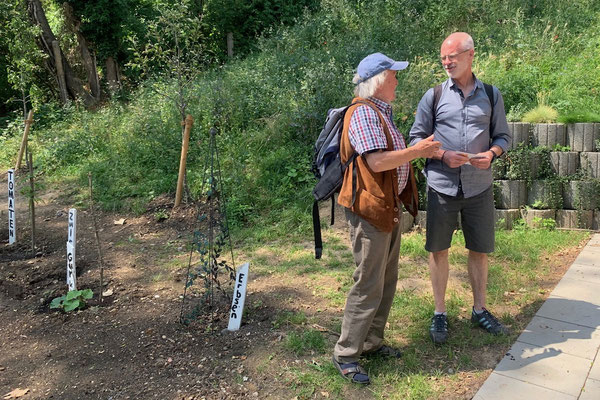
left=0, top=172, right=588, bottom=399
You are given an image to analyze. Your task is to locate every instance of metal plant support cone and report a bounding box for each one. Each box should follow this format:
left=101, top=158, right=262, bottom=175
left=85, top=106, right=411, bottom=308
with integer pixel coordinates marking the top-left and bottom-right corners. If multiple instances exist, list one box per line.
left=180, top=128, right=236, bottom=325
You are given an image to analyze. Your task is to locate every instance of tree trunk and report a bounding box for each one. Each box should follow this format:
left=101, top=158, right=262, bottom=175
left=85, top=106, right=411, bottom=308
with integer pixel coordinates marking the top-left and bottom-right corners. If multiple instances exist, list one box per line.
left=105, top=56, right=121, bottom=92
left=63, top=2, right=101, bottom=100
left=27, top=0, right=97, bottom=107
left=51, top=40, right=68, bottom=103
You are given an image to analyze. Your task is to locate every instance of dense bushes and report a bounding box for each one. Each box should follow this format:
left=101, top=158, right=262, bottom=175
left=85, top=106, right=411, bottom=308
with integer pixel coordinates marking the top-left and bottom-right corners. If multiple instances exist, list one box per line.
left=1, top=0, right=599, bottom=232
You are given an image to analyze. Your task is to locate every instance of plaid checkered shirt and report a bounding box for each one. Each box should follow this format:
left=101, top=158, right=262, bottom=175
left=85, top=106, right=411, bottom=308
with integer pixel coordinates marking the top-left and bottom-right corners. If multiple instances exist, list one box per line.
left=348, top=97, right=409, bottom=194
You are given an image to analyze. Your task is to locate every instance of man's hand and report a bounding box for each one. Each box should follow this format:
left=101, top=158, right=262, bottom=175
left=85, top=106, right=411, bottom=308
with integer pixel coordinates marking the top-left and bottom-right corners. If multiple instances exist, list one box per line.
left=469, top=151, right=494, bottom=169
left=441, top=150, right=469, bottom=168
left=413, top=135, right=441, bottom=158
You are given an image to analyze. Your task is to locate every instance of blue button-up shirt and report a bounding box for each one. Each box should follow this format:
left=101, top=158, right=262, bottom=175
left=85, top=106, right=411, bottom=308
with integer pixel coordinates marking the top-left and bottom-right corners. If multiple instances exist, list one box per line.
left=409, top=76, right=511, bottom=198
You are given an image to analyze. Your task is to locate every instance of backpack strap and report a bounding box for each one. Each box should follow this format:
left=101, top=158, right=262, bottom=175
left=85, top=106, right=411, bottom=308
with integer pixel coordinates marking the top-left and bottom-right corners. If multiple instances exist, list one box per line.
left=483, top=82, right=495, bottom=136
left=344, top=100, right=394, bottom=208
left=432, top=84, right=442, bottom=124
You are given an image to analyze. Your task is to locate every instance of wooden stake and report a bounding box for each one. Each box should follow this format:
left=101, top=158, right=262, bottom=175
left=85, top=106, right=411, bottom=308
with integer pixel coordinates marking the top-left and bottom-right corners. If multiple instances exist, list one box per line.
left=27, top=151, right=36, bottom=254
left=174, top=115, right=193, bottom=208
left=88, top=172, right=105, bottom=303
left=15, top=110, right=34, bottom=170
left=227, top=32, right=234, bottom=58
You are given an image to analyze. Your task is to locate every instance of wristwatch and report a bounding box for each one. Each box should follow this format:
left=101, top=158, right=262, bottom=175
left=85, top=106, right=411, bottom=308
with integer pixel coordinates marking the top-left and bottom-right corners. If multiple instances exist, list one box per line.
left=489, top=150, right=499, bottom=163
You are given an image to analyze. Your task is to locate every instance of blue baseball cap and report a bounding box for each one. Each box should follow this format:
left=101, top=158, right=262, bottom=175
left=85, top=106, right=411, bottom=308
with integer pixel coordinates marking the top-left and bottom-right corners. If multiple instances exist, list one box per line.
left=356, top=52, right=409, bottom=84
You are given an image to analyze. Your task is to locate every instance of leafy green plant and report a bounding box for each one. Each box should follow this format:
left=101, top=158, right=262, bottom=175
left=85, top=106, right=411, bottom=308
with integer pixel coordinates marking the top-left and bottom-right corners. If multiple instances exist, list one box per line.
left=504, top=143, right=532, bottom=183
left=552, top=144, right=571, bottom=152
left=531, top=200, right=546, bottom=210
left=50, top=289, right=93, bottom=312
left=522, top=105, right=558, bottom=123
left=154, top=209, right=169, bottom=222
left=541, top=218, right=556, bottom=230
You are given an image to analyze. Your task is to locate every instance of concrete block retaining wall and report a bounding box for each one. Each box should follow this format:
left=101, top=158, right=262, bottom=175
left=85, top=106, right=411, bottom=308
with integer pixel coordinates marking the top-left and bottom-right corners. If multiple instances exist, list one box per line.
left=567, top=123, right=599, bottom=152
left=532, top=123, right=566, bottom=148
left=495, top=209, right=520, bottom=230
left=550, top=152, right=579, bottom=176
left=556, top=209, right=594, bottom=229
left=581, top=152, right=600, bottom=178
left=508, top=122, right=531, bottom=149
left=494, top=180, right=527, bottom=209
left=520, top=208, right=556, bottom=228
left=527, top=180, right=563, bottom=209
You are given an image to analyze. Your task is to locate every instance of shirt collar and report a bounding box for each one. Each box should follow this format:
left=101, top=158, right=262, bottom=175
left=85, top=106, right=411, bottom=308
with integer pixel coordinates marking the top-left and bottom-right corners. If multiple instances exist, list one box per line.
left=448, top=74, right=483, bottom=90
left=367, top=96, right=393, bottom=114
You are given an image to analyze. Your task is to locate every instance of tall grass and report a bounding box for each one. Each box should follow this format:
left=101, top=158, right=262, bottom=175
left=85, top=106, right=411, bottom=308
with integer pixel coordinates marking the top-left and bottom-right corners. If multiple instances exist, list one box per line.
left=1, top=0, right=599, bottom=233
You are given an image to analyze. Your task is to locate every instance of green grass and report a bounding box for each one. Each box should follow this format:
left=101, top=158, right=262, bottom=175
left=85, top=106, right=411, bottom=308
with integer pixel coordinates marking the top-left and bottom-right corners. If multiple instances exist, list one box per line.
left=558, top=111, right=600, bottom=123
left=285, top=329, right=327, bottom=355
left=244, top=224, right=589, bottom=399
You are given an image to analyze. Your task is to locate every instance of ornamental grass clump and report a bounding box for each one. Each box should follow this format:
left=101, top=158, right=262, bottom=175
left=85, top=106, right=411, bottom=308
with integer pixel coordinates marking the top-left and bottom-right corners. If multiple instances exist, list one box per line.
left=522, top=105, right=558, bottom=123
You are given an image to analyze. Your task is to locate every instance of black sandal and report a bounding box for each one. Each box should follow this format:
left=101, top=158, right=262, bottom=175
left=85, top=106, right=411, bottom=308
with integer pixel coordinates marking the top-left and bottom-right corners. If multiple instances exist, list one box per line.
left=364, top=345, right=402, bottom=359
left=332, top=356, right=370, bottom=385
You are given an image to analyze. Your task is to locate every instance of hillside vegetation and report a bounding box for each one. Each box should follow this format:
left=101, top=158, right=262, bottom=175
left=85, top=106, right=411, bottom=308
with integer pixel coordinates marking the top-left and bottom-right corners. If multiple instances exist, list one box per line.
left=1, top=0, right=600, bottom=234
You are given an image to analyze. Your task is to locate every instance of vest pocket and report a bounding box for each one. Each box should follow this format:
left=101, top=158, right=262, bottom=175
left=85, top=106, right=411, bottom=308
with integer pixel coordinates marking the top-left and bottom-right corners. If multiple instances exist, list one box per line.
left=353, top=188, right=389, bottom=228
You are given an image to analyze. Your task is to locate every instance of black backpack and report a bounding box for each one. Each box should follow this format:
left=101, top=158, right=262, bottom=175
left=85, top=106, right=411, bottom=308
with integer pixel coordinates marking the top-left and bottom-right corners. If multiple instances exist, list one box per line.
left=311, top=100, right=377, bottom=259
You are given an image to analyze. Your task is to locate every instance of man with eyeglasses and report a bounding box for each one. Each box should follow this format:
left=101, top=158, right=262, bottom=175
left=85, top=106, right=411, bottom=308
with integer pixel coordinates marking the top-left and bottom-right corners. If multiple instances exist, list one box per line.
left=409, top=32, right=511, bottom=344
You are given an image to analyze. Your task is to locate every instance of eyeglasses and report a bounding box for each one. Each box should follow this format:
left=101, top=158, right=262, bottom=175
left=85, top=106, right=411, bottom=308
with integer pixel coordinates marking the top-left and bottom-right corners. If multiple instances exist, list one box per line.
left=439, top=49, right=470, bottom=63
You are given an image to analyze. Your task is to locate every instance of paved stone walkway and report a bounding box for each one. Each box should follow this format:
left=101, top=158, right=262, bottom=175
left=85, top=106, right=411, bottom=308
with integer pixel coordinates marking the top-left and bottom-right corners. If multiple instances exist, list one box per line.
left=474, top=233, right=600, bottom=399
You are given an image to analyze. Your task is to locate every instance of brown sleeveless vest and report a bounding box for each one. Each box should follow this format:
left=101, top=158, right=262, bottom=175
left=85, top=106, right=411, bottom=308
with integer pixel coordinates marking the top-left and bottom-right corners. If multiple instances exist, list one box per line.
left=337, top=97, right=418, bottom=232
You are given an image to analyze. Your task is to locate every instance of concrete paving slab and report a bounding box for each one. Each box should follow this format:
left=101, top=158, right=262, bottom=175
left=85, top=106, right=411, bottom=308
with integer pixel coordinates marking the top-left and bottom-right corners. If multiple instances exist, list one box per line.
left=562, top=263, right=600, bottom=284
left=589, top=355, right=600, bottom=380
left=536, top=296, right=600, bottom=329
left=473, top=372, right=576, bottom=400
left=580, top=378, right=600, bottom=400
left=549, top=277, right=600, bottom=304
left=517, top=316, right=600, bottom=360
left=586, top=235, right=600, bottom=247
left=573, top=250, right=600, bottom=267
left=494, top=341, right=591, bottom=396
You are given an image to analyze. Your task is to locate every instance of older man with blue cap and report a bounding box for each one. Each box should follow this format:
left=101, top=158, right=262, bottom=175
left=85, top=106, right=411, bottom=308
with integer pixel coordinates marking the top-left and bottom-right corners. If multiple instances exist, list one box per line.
left=332, top=52, right=440, bottom=385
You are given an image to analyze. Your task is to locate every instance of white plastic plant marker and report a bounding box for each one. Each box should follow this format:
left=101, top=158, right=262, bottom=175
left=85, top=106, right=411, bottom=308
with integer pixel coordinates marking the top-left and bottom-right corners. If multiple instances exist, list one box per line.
left=67, top=208, right=77, bottom=258
left=66, top=242, right=76, bottom=291
left=228, top=262, right=249, bottom=331
left=66, top=209, right=77, bottom=290
left=7, top=169, right=16, bottom=245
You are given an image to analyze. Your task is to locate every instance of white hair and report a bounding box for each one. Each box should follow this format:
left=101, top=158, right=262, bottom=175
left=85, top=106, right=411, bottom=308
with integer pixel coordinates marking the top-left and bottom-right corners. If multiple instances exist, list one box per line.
left=353, top=70, right=388, bottom=98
